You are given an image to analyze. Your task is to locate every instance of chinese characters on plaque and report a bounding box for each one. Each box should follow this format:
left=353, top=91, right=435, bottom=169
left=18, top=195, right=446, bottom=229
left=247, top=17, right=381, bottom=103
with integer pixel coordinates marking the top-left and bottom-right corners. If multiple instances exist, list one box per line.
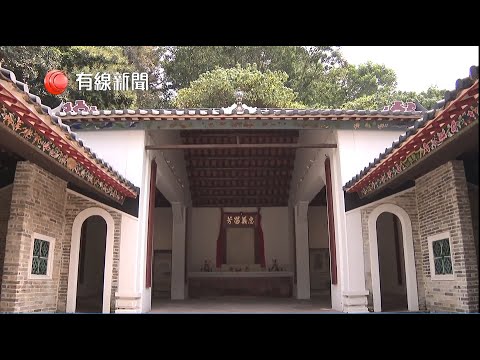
left=224, top=212, right=256, bottom=227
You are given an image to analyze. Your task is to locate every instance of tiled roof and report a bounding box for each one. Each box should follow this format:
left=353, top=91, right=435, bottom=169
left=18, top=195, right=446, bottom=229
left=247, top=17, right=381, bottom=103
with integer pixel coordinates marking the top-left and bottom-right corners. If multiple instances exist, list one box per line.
left=344, top=65, right=479, bottom=192
left=56, top=103, right=424, bottom=120
left=0, top=65, right=138, bottom=195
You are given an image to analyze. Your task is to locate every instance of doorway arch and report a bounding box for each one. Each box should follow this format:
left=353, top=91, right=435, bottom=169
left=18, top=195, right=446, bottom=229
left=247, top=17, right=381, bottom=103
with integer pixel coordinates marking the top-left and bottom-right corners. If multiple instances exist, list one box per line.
left=66, top=207, right=115, bottom=313
left=368, top=203, right=419, bottom=312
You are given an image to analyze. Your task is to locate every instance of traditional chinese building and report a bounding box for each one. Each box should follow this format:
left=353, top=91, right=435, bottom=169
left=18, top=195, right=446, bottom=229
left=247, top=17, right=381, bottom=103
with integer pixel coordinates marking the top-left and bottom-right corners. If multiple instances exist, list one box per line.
left=0, top=64, right=477, bottom=313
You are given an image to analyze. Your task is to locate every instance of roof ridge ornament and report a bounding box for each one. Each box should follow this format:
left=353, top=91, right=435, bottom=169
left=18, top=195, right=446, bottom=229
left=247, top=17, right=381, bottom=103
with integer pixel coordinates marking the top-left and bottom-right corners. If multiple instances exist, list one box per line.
left=235, top=89, right=244, bottom=114
left=383, top=100, right=416, bottom=112
left=220, top=89, right=257, bottom=115
left=62, top=100, right=97, bottom=113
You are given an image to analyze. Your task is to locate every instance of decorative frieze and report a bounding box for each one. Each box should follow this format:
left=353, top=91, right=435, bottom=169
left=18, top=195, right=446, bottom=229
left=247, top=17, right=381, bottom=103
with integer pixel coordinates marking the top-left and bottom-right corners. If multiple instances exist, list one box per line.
left=0, top=106, right=126, bottom=203
left=359, top=104, right=479, bottom=197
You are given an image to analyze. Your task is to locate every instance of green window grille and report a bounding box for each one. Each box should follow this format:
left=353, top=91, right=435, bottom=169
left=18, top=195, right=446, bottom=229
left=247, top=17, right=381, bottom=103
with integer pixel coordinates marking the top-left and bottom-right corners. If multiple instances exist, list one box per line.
left=31, top=239, right=50, bottom=275
left=432, top=238, right=453, bottom=275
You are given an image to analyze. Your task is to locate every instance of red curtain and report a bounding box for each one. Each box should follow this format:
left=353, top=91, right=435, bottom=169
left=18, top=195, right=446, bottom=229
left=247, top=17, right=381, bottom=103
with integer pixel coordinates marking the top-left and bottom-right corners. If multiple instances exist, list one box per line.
left=216, top=208, right=226, bottom=268
left=257, top=210, right=266, bottom=268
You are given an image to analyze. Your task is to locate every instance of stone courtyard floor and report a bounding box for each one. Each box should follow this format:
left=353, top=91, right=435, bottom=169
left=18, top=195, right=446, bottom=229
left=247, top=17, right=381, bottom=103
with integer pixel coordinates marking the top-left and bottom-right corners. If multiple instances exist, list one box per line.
left=150, top=296, right=339, bottom=313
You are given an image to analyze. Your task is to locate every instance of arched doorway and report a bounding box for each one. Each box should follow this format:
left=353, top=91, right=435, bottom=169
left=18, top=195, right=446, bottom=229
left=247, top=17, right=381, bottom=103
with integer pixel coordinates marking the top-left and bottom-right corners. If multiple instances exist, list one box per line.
left=75, top=215, right=107, bottom=312
left=66, top=207, right=115, bottom=313
left=368, top=203, right=419, bottom=312
left=376, top=212, right=407, bottom=311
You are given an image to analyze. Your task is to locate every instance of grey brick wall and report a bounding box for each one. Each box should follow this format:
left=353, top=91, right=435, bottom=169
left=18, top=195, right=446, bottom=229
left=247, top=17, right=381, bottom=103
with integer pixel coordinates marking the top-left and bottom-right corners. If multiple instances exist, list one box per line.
left=416, top=160, right=479, bottom=312
left=0, top=185, right=13, bottom=301
left=0, top=162, right=67, bottom=313
left=467, top=183, right=479, bottom=266
left=57, top=191, right=122, bottom=313
left=360, top=188, right=426, bottom=311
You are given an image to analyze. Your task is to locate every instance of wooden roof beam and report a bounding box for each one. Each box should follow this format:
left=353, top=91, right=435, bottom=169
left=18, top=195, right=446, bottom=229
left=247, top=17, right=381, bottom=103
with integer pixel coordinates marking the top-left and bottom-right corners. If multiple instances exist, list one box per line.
left=146, top=143, right=336, bottom=150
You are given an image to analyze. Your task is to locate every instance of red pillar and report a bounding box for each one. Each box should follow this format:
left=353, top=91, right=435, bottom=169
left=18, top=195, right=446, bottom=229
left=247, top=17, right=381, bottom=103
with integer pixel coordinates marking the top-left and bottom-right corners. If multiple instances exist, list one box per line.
left=145, top=160, right=157, bottom=288
left=325, top=157, right=338, bottom=285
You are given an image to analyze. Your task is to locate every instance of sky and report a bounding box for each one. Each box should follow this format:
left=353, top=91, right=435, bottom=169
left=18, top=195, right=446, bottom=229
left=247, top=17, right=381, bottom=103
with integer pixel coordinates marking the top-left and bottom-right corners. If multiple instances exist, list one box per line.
left=340, top=46, right=479, bottom=93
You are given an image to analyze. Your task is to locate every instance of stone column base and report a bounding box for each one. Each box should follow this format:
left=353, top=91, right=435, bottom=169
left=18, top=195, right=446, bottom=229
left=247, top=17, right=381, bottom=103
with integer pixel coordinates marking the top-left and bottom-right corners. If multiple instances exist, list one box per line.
left=115, top=292, right=142, bottom=313
left=343, top=290, right=369, bottom=313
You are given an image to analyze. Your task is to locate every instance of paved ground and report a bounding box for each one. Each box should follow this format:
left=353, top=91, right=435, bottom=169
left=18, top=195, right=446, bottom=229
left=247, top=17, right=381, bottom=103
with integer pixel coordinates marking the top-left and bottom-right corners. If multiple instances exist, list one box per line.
left=150, top=296, right=338, bottom=313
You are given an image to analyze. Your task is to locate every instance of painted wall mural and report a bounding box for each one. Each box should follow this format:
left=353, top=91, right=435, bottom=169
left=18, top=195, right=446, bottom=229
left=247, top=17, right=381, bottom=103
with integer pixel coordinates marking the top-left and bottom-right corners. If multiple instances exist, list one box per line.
left=0, top=106, right=126, bottom=203
left=359, top=103, right=479, bottom=197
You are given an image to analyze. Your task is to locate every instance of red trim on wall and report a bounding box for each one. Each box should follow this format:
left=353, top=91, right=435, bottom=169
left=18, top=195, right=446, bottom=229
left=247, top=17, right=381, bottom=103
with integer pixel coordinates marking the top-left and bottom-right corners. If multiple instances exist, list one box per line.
left=325, top=157, right=338, bottom=285
left=216, top=208, right=226, bottom=267
left=256, top=209, right=266, bottom=268
left=145, top=160, right=157, bottom=288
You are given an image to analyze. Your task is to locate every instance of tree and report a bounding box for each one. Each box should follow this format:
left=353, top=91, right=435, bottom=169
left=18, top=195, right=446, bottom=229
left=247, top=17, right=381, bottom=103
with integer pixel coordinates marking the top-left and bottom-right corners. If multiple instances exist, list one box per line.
left=123, top=46, right=167, bottom=108
left=0, top=46, right=164, bottom=109
left=59, top=46, right=137, bottom=109
left=393, top=86, right=447, bottom=109
left=0, top=46, right=63, bottom=108
left=161, top=46, right=345, bottom=106
left=341, top=86, right=447, bottom=110
left=1, top=46, right=447, bottom=111
left=173, top=64, right=303, bottom=108
left=312, top=62, right=398, bottom=108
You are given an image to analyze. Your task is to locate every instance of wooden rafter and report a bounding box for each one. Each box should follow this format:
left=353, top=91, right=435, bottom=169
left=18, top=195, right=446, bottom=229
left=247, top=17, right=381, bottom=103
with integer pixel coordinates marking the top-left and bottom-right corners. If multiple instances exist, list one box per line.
left=181, top=130, right=299, bottom=207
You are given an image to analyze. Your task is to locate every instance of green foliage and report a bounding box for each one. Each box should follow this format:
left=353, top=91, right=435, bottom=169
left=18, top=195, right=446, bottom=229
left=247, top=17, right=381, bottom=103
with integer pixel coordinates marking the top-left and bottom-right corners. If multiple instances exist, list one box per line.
left=173, top=64, right=302, bottom=108
left=0, top=46, right=164, bottom=109
left=341, top=86, right=447, bottom=110
left=341, top=93, right=389, bottom=110
left=161, top=46, right=344, bottom=106
left=123, top=46, right=167, bottom=108
left=59, top=46, right=137, bottom=109
left=313, top=62, right=398, bottom=108
left=393, top=86, right=447, bottom=109
left=0, top=46, right=449, bottom=111
left=0, top=46, right=63, bottom=108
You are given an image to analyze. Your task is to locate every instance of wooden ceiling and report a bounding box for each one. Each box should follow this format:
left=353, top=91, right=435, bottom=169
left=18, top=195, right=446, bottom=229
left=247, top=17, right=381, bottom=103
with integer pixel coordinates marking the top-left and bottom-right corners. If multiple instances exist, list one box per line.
left=182, top=130, right=299, bottom=207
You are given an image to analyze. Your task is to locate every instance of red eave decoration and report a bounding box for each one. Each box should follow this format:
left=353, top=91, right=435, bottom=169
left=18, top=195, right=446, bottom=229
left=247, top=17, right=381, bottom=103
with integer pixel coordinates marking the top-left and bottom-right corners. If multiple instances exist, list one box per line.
left=347, top=81, right=479, bottom=195
left=0, top=83, right=137, bottom=200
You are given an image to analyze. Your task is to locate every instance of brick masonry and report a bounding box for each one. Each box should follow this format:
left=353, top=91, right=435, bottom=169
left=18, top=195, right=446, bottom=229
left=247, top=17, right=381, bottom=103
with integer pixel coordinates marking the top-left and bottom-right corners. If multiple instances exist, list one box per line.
left=467, top=183, right=479, bottom=264
left=0, top=161, right=124, bottom=313
left=0, top=185, right=13, bottom=300
left=0, top=162, right=67, bottom=313
left=415, top=160, right=478, bottom=312
left=361, top=188, right=426, bottom=311
left=361, top=160, right=479, bottom=313
left=57, top=191, right=122, bottom=313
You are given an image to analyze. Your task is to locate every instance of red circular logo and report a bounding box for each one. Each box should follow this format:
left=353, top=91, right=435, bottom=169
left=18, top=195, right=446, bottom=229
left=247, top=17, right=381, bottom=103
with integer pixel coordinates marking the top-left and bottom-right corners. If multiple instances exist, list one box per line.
left=44, top=70, right=68, bottom=95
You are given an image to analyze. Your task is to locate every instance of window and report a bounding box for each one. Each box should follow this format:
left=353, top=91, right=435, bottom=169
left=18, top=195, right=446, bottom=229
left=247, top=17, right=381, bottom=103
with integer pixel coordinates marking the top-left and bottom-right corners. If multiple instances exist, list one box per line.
left=428, top=232, right=454, bottom=280
left=28, top=233, right=55, bottom=279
